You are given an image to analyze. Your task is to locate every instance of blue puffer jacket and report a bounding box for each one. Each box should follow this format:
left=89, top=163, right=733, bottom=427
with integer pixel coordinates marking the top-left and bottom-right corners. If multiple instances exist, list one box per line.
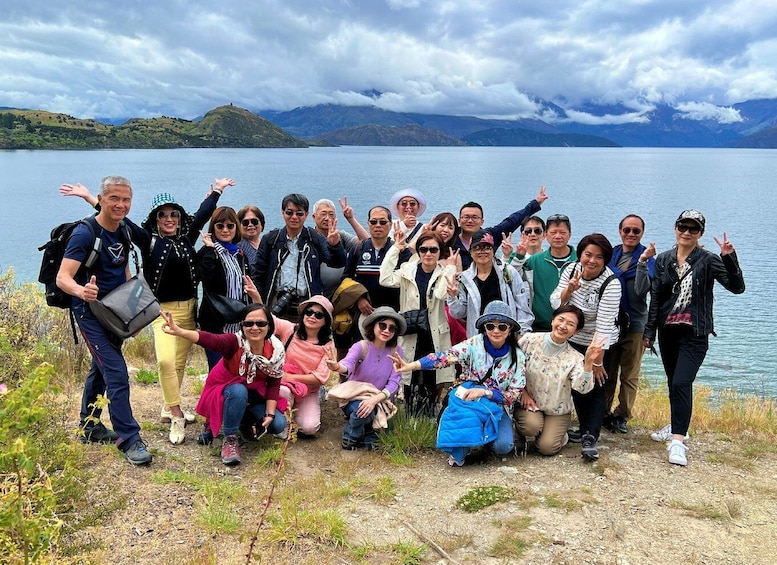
left=436, top=381, right=504, bottom=452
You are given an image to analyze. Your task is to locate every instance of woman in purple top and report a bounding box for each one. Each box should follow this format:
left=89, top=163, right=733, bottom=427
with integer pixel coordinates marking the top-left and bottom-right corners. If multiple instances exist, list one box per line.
left=327, top=307, right=406, bottom=450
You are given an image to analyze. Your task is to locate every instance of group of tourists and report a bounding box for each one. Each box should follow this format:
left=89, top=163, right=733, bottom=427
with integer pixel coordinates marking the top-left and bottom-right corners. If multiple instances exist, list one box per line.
left=56, top=176, right=744, bottom=469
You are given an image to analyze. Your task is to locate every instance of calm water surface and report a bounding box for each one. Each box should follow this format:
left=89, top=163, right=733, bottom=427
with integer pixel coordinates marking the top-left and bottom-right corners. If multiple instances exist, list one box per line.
left=1, top=146, right=773, bottom=396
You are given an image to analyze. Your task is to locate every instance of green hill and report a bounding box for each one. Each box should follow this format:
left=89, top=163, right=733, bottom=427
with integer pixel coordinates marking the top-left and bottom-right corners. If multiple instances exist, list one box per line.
left=0, top=105, right=307, bottom=149
left=315, top=123, right=465, bottom=146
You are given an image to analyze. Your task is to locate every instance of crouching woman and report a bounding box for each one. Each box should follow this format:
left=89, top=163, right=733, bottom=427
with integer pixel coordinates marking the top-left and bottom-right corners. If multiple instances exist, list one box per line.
left=390, top=301, right=525, bottom=467
left=514, top=305, right=604, bottom=456
left=159, top=304, right=287, bottom=466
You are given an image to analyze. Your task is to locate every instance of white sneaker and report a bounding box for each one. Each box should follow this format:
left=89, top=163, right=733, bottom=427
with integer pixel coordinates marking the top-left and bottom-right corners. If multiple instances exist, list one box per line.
left=160, top=406, right=196, bottom=424
left=650, top=424, right=690, bottom=442
left=169, top=416, right=186, bottom=445
left=667, top=439, right=688, bottom=466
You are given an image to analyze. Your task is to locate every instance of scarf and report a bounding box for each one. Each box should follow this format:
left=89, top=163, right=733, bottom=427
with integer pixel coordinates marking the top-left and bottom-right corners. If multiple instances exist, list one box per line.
left=237, top=334, right=285, bottom=384
left=608, top=244, right=655, bottom=319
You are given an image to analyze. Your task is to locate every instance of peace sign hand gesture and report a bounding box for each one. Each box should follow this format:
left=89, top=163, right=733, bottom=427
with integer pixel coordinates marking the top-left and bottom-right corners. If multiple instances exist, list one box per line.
left=326, top=217, right=341, bottom=246
left=500, top=232, right=514, bottom=257
left=536, top=185, right=549, bottom=205
left=445, top=274, right=459, bottom=297
left=713, top=232, right=734, bottom=255
left=338, top=196, right=354, bottom=220
left=393, top=222, right=407, bottom=251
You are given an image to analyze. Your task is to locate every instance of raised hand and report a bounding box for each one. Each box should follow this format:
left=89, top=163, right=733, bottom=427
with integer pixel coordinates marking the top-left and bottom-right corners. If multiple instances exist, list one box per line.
left=214, top=177, right=236, bottom=192
left=445, top=274, right=459, bottom=297
left=393, top=222, right=407, bottom=251
left=404, top=214, right=417, bottom=228
left=326, top=217, right=341, bottom=245
left=388, top=352, right=412, bottom=373
left=713, top=233, right=734, bottom=255
left=82, top=275, right=99, bottom=302
left=500, top=232, right=514, bottom=257
left=200, top=231, right=214, bottom=248
left=639, top=242, right=656, bottom=262
left=536, top=185, right=549, bottom=205
left=59, top=183, right=92, bottom=200
left=338, top=196, right=354, bottom=220
left=440, top=248, right=460, bottom=268
left=243, top=275, right=262, bottom=304
left=515, top=232, right=529, bottom=256
left=567, top=269, right=582, bottom=293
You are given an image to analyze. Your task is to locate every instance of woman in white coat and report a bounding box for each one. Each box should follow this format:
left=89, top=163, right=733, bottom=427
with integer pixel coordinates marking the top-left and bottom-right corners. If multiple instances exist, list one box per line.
left=380, top=229, right=457, bottom=416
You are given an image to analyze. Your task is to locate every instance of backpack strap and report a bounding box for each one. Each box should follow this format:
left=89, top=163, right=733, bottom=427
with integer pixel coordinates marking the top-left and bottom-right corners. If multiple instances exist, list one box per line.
left=598, top=273, right=620, bottom=301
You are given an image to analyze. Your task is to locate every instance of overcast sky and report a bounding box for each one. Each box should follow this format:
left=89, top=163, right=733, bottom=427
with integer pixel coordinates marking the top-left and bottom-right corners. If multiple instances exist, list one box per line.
left=2, top=0, right=776, bottom=124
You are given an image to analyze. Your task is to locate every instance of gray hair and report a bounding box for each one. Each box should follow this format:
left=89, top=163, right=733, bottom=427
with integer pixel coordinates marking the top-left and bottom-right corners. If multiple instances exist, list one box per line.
left=99, top=175, right=132, bottom=196
left=313, top=198, right=336, bottom=214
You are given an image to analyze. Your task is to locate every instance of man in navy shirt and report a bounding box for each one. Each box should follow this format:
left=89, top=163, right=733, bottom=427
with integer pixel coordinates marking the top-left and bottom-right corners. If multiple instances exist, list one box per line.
left=57, top=175, right=151, bottom=466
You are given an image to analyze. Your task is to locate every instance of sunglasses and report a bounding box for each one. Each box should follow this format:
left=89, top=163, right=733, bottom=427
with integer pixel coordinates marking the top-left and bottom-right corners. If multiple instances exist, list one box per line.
left=472, top=244, right=494, bottom=252
left=242, top=320, right=269, bottom=328
left=215, top=222, right=236, bottom=230
left=676, top=223, right=701, bottom=235
left=399, top=200, right=418, bottom=208
left=377, top=321, right=398, bottom=334
left=546, top=214, right=570, bottom=223
left=303, top=308, right=326, bottom=320
left=621, top=227, right=642, bottom=235
left=284, top=209, right=306, bottom=217
left=157, top=210, right=181, bottom=219
left=369, top=219, right=390, bottom=226
left=523, top=227, right=543, bottom=235
left=484, top=322, right=511, bottom=332
left=418, top=246, right=440, bottom=254
left=241, top=218, right=260, bottom=227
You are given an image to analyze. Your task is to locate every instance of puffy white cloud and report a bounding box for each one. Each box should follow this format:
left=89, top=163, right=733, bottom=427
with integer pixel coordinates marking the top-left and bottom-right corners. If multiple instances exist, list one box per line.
left=674, top=102, right=743, bottom=124
left=0, top=0, right=775, bottom=121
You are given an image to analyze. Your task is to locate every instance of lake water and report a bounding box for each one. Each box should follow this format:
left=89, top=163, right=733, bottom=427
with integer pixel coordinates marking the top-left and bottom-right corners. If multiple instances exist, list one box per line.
left=1, top=146, right=773, bottom=397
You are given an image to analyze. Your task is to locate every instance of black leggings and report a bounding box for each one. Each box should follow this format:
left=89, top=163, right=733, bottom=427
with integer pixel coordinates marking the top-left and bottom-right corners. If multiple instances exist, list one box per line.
left=570, top=341, right=614, bottom=440
left=658, top=325, right=708, bottom=437
left=405, top=329, right=437, bottom=418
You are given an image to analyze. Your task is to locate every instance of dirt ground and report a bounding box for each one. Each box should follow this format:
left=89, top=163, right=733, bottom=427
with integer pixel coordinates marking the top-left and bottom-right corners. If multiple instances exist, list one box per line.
left=68, top=375, right=777, bottom=565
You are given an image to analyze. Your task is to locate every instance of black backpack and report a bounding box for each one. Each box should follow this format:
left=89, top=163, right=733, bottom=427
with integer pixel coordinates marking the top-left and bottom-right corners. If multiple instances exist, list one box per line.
left=38, top=216, right=101, bottom=309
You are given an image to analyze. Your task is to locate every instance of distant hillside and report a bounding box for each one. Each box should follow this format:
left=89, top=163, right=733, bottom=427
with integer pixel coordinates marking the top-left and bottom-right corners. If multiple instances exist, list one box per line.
left=315, top=124, right=465, bottom=146
left=462, top=127, right=619, bottom=147
left=0, top=105, right=307, bottom=149
left=737, top=123, right=777, bottom=148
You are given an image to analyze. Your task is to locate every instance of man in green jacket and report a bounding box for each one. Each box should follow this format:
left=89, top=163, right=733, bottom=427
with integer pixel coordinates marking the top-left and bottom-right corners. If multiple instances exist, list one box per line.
left=509, top=214, right=576, bottom=331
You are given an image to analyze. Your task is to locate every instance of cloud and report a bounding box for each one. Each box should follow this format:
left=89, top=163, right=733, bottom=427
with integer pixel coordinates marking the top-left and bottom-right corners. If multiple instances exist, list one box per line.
left=1, top=0, right=776, bottom=120
left=563, top=109, right=651, bottom=126
left=673, top=101, right=743, bottom=123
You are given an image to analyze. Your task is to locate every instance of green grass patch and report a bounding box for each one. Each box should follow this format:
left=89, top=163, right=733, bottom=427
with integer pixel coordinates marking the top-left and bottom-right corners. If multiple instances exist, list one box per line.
left=667, top=500, right=730, bottom=521
left=367, top=476, right=397, bottom=505
left=135, top=368, right=159, bottom=384
left=456, top=486, right=513, bottom=512
left=379, top=411, right=437, bottom=461
left=489, top=515, right=534, bottom=559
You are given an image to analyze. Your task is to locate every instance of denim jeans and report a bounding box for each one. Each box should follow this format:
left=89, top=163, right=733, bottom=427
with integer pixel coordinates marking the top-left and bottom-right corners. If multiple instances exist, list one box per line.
left=447, top=407, right=514, bottom=464
left=342, top=399, right=379, bottom=446
left=74, top=303, right=141, bottom=451
left=221, top=383, right=287, bottom=436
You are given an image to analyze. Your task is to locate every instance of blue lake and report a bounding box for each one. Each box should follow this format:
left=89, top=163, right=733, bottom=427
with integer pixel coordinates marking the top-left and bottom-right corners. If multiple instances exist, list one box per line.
left=1, top=146, right=773, bottom=397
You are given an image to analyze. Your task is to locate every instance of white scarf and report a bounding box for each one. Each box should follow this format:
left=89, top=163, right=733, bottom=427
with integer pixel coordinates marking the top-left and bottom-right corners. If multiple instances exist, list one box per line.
left=237, top=333, right=285, bottom=384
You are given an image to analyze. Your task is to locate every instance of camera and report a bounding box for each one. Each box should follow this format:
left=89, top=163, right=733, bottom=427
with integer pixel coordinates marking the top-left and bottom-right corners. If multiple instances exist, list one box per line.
left=271, top=288, right=297, bottom=316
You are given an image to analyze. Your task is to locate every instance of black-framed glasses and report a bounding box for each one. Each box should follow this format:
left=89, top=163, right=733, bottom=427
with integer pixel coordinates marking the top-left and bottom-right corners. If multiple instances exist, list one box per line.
left=418, top=246, right=440, bottom=254
left=621, top=227, right=642, bottom=235
left=215, top=222, right=236, bottom=230
left=676, top=223, right=701, bottom=235
left=157, top=210, right=181, bottom=219
left=242, top=218, right=260, bottom=227
left=369, top=219, right=390, bottom=225
left=484, top=322, right=511, bottom=332
left=242, top=320, right=269, bottom=328
left=284, top=209, right=306, bottom=217
left=377, top=321, right=398, bottom=334
left=523, top=227, right=543, bottom=235
left=546, top=214, right=570, bottom=223
left=460, top=215, right=482, bottom=221
left=303, top=308, right=326, bottom=320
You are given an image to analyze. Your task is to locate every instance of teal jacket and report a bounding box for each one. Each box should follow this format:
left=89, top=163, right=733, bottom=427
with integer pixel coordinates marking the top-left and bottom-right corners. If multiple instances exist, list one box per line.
left=520, top=246, right=577, bottom=331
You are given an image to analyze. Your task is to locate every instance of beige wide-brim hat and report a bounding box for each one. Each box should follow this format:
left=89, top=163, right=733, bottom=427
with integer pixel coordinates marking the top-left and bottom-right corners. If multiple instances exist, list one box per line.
left=360, top=306, right=407, bottom=338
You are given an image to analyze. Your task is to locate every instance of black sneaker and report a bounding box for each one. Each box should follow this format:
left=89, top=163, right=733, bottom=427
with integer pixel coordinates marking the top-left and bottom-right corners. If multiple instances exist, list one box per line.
left=568, top=429, right=583, bottom=443
left=514, top=433, right=527, bottom=457
left=581, top=434, right=599, bottom=462
left=611, top=415, right=628, bottom=434
left=197, top=425, right=214, bottom=445
left=125, top=440, right=153, bottom=466
left=80, top=422, right=120, bottom=444
left=341, top=438, right=360, bottom=450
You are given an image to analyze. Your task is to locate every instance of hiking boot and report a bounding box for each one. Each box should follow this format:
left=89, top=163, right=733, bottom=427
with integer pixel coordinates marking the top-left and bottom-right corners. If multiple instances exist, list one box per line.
left=667, top=439, right=688, bottom=466
left=341, top=438, right=360, bottom=451
left=80, top=422, right=120, bottom=444
left=567, top=429, right=583, bottom=443
left=197, top=425, right=214, bottom=446
left=581, top=433, right=599, bottom=462
left=609, top=415, right=628, bottom=434
left=160, top=406, right=196, bottom=425
left=221, top=435, right=241, bottom=466
left=650, top=424, right=690, bottom=442
left=169, top=416, right=186, bottom=445
left=125, top=440, right=152, bottom=466
left=514, top=433, right=527, bottom=457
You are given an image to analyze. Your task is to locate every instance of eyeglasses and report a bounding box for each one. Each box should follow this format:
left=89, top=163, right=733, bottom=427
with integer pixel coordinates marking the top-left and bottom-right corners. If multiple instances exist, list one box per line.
left=303, top=308, right=326, bottom=320
left=242, top=218, right=260, bottom=227
left=460, top=215, right=482, bottom=221
left=484, top=322, right=511, bottom=332
left=398, top=200, right=418, bottom=208
left=417, top=246, right=440, bottom=254
left=241, top=320, right=269, bottom=328
left=377, top=321, right=398, bottom=334
left=215, top=222, right=236, bottom=230
left=621, top=227, right=642, bottom=235
left=523, top=227, right=543, bottom=235
left=546, top=214, right=570, bottom=223
left=284, top=209, right=306, bottom=217
left=157, top=210, right=181, bottom=219
left=369, top=219, right=390, bottom=226
left=676, top=223, right=701, bottom=235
